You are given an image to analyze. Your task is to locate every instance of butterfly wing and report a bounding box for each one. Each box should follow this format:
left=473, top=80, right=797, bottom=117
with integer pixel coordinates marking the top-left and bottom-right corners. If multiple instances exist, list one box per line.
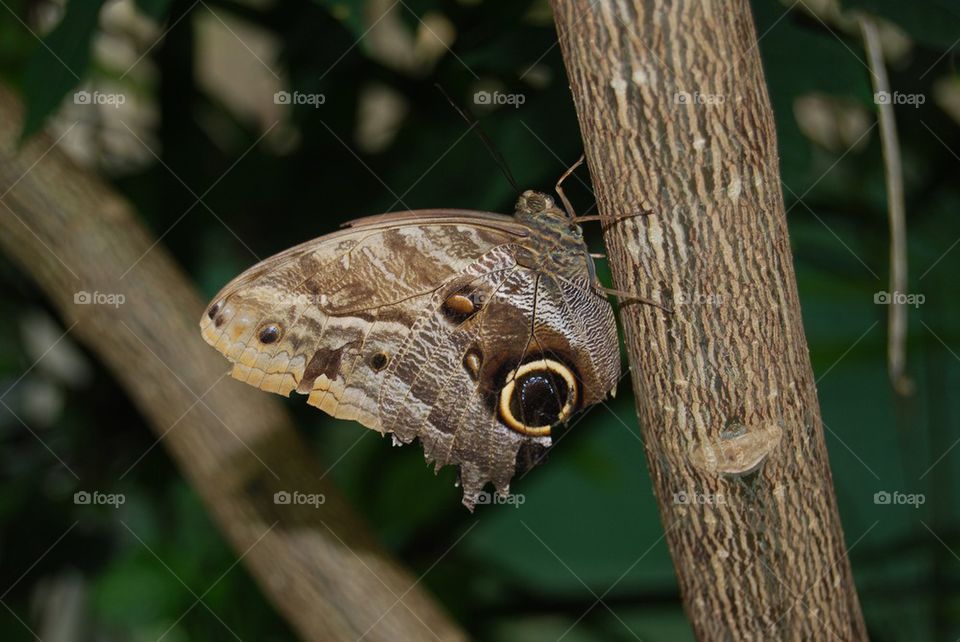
left=200, top=210, right=525, bottom=421
left=199, top=210, right=620, bottom=507
left=378, top=262, right=620, bottom=507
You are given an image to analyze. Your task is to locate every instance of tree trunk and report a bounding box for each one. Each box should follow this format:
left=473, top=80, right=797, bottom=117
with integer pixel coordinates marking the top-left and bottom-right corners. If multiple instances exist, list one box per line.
left=550, top=1, right=868, bottom=639
left=0, top=85, right=465, bottom=642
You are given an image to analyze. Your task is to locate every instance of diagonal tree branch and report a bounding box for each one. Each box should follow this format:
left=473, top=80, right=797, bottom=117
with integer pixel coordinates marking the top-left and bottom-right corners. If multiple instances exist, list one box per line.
left=0, top=84, right=465, bottom=642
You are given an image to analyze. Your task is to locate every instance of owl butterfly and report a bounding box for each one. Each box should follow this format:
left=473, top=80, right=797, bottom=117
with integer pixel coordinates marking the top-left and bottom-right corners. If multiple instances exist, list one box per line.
left=199, top=180, right=625, bottom=509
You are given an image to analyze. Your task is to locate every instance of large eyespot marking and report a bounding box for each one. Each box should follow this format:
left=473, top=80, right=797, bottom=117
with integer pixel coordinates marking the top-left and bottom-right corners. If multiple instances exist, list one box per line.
left=498, top=358, right=578, bottom=437
left=257, top=322, right=282, bottom=344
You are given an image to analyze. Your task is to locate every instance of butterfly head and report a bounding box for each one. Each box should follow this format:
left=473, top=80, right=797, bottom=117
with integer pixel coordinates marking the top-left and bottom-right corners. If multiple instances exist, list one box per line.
left=515, top=190, right=556, bottom=216
left=515, top=189, right=583, bottom=234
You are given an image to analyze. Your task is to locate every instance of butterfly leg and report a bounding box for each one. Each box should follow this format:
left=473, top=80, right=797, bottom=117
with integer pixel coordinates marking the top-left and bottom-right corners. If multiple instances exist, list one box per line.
left=592, top=283, right=673, bottom=313
left=555, top=155, right=586, bottom=219
left=554, top=155, right=656, bottom=225
left=572, top=211, right=653, bottom=224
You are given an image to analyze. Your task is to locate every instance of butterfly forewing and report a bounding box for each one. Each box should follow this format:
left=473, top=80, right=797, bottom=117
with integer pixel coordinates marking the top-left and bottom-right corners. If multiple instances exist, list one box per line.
left=200, top=215, right=518, bottom=405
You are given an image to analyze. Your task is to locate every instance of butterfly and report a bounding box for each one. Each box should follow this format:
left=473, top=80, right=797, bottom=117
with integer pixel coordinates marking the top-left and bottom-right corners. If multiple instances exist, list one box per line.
left=199, top=184, right=623, bottom=509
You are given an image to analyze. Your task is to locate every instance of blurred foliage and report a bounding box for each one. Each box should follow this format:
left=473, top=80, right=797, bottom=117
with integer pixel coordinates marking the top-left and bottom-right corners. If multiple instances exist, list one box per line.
left=0, top=0, right=959, bottom=640
left=19, top=0, right=104, bottom=139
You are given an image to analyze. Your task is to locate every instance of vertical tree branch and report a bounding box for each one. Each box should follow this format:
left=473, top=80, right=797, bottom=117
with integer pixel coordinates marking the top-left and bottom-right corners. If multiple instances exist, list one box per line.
left=551, top=1, right=867, bottom=639
left=858, top=14, right=911, bottom=397
left=0, top=84, right=465, bottom=642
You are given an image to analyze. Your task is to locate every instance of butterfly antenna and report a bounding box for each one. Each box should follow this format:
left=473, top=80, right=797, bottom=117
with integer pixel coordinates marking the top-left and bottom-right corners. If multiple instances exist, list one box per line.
left=434, top=84, right=521, bottom=194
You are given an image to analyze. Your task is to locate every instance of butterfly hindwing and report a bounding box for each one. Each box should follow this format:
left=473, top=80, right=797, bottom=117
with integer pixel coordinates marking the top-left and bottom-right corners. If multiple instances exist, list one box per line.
left=378, top=252, right=620, bottom=506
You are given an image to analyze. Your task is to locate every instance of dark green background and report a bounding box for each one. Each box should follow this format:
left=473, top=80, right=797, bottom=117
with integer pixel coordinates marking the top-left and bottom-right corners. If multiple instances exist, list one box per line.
left=1, top=0, right=958, bottom=639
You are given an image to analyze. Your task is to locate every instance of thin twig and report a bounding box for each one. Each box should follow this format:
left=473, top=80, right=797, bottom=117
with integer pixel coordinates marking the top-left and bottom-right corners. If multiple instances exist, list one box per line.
left=859, top=15, right=913, bottom=396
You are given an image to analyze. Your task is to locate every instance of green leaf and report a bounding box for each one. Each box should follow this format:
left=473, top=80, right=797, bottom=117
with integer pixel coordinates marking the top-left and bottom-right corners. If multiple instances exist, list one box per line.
left=20, top=0, right=106, bottom=141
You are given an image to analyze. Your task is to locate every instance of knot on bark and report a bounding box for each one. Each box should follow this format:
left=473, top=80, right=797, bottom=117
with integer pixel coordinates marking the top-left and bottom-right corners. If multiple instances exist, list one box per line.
left=688, top=422, right=783, bottom=476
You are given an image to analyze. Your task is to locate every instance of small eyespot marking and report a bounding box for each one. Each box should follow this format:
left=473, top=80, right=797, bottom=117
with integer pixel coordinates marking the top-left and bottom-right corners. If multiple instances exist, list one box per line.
left=258, top=323, right=282, bottom=344
left=370, top=352, right=389, bottom=371
left=444, top=294, right=475, bottom=315
left=442, top=290, right=483, bottom=324
left=463, top=349, right=483, bottom=380
left=207, top=301, right=221, bottom=320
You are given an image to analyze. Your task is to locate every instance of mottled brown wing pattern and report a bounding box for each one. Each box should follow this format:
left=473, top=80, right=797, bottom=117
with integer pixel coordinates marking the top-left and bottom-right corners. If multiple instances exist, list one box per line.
left=378, top=246, right=529, bottom=502
left=378, top=251, right=620, bottom=506
left=199, top=215, right=522, bottom=428
left=199, top=205, right=621, bottom=508
left=546, top=273, right=621, bottom=405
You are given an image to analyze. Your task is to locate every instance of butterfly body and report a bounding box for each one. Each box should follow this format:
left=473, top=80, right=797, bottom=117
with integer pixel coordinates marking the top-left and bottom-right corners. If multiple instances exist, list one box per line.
left=200, top=191, right=619, bottom=508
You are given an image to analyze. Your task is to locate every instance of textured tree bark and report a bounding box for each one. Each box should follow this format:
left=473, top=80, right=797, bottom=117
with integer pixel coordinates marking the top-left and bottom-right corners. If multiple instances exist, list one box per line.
left=0, top=85, right=465, bottom=642
left=551, top=2, right=868, bottom=640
